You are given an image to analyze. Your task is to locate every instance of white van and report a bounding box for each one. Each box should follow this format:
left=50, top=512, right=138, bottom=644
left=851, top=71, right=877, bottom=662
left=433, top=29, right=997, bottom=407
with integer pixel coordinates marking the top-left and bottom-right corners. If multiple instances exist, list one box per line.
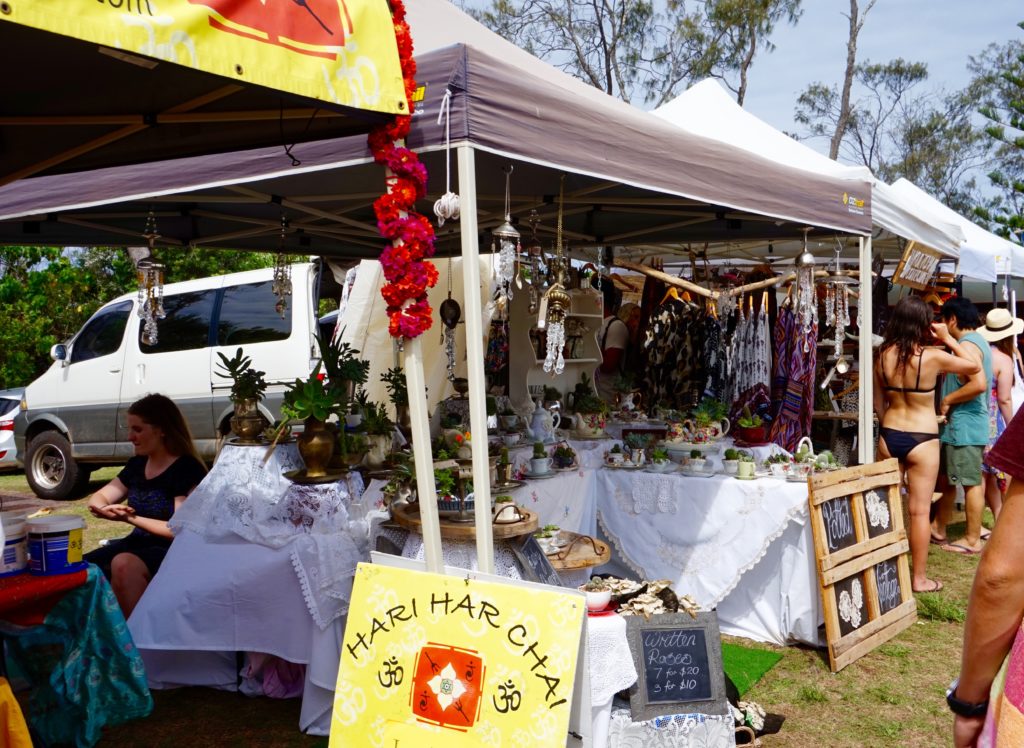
left=15, top=261, right=330, bottom=499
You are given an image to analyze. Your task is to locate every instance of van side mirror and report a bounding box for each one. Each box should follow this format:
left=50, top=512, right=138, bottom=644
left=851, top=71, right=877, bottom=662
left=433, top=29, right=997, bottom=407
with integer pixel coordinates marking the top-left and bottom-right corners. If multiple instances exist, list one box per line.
left=51, top=344, right=68, bottom=363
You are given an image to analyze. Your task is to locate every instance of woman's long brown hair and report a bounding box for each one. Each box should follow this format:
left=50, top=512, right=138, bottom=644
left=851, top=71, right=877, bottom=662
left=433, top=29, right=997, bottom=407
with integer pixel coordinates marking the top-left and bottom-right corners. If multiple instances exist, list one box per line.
left=880, top=296, right=933, bottom=374
left=128, top=393, right=206, bottom=470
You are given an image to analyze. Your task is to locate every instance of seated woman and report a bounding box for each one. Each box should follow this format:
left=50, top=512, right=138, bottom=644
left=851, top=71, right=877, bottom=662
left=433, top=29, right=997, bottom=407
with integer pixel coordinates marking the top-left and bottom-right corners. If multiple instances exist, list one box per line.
left=873, top=296, right=980, bottom=593
left=84, top=393, right=207, bottom=616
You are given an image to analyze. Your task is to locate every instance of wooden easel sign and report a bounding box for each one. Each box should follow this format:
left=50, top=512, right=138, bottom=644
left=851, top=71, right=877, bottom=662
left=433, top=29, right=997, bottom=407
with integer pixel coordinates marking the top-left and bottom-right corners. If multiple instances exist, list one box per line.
left=808, top=458, right=917, bottom=672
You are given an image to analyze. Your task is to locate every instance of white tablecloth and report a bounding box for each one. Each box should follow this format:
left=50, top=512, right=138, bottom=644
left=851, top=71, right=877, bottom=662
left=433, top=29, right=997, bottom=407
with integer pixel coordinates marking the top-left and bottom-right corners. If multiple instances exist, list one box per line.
left=595, top=469, right=821, bottom=646
left=128, top=443, right=368, bottom=735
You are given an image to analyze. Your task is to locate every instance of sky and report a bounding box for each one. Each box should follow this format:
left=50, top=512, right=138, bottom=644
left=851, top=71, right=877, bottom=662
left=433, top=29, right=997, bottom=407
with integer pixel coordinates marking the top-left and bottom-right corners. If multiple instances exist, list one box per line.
left=742, top=0, right=1023, bottom=161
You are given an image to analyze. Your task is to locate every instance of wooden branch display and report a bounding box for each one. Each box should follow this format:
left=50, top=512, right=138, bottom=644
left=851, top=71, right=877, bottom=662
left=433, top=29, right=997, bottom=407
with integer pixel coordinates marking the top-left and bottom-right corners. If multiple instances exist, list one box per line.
left=807, top=459, right=916, bottom=672
left=612, top=259, right=718, bottom=300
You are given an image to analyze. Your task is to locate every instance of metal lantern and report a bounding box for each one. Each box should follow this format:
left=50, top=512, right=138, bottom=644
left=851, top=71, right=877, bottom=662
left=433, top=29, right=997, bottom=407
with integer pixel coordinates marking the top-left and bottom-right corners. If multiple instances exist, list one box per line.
left=493, top=166, right=520, bottom=311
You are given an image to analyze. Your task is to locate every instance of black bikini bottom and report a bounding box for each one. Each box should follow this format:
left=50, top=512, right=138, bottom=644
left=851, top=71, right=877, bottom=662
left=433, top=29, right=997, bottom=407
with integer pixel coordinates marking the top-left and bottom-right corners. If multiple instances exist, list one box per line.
left=879, top=426, right=939, bottom=461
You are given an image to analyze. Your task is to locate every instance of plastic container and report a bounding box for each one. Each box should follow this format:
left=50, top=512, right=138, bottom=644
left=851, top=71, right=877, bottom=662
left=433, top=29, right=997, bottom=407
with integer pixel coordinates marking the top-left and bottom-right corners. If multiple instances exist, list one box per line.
left=27, top=514, right=87, bottom=575
left=0, top=511, right=28, bottom=577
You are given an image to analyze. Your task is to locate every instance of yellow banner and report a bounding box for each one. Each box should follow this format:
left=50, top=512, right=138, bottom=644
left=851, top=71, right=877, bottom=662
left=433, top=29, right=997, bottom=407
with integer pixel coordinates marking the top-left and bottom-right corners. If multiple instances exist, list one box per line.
left=332, top=563, right=586, bottom=747
left=3, top=0, right=405, bottom=114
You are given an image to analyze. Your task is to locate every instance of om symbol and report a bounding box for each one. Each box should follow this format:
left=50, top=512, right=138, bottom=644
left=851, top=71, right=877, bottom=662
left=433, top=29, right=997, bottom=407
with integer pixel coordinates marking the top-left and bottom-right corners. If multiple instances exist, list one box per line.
left=377, top=656, right=404, bottom=688
left=492, top=678, right=522, bottom=713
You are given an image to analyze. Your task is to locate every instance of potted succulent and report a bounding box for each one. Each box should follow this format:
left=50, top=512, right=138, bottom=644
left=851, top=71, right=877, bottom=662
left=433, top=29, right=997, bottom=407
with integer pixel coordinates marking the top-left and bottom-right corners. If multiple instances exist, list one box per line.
left=499, top=406, right=519, bottom=431
left=530, top=441, right=551, bottom=475
left=689, top=449, right=707, bottom=472
left=685, top=398, right=730, bottom=443
left=573, top=392, right=609, bottom=438
left=347, top=388, right=369, bottom=429
left=814, top=449, right=840, bottom=472
left=765, top=452, right=791, bottom=478
left=280, top=362, right=343, bottom=477
left=216, top=347, right=269, bottom=442
left=534, top=524, right=561, bottom=554
left=722, top=447, right=741, bottom=475
left=606, top=443, right=624, bottom=465
left=552, top=444, right=577, bottom=469
left=650, top=446, right=672, bottom=472
left=361, top=401, right=395, bottom=469
left=579, top=577, right=612, bottom=611
left=737, top=450, right=757, bottom=479
left=735, top=405, right=766, bottom=443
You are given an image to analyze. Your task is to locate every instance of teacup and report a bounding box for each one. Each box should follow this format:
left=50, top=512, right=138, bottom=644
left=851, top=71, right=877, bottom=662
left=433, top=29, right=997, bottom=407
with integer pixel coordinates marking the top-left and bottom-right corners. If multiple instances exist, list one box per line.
left=769, top=463, right=789, bottom=478
left=607, top=451, right=624, bottom=464
left=722, top=459, right=739, bottom=475
left=501, top=433, right=521, bottom=447
left=737, top=460, right=755, bottom=478
left=499, top=415, right=519, bottom=430
left=530, top=457, right=552, bottom=475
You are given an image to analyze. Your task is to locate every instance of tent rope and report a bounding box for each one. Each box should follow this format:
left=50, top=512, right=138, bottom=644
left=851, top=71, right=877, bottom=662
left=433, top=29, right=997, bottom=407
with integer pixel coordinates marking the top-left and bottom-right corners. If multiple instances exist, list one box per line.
left=433, top=88, right=460, bottom=226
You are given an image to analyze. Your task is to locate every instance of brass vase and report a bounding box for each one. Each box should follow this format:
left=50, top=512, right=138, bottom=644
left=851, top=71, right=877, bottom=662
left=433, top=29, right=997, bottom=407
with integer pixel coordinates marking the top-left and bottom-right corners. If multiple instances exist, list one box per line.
left=297, top=417, right=334, bottom=477
left=230, top=399, right=267, bottom=443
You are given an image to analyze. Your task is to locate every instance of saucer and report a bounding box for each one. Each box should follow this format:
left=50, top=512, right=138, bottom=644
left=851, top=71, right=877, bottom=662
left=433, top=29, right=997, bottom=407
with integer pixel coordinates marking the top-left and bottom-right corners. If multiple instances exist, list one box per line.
left=491, top=479, right=526, bottom=491
left=554, top=464, right=580, bottom=473
left=733, top=474, right=758, bottom=481
left=522, top=469, right=556, bottom=479
left=645, top=464, right=676, bottom=474
left=680, top=467, right=716, bottom=478
left=587, top=604, right=618, bottom=617
left=787, top=474, right=811, bottom=483
left=604, top=462, right=642, bottom=470
left=283, top=469, right=347, bottom=484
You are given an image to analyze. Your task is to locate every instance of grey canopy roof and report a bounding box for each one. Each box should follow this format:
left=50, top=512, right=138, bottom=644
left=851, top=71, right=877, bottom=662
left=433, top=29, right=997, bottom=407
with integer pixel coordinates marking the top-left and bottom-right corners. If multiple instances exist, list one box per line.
left=0, top=1, right=872, bottom=255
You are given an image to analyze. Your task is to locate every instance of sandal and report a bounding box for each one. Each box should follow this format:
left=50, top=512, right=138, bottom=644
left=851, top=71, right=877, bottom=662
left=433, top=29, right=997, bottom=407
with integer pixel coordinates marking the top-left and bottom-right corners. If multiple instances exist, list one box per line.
left=929, top=534, right=948, bottom=545
left=912, top=579, right=944, bottom=593
left=940, top=541, right=983, bottom=556
left=980, top=529, right=992, bottom=541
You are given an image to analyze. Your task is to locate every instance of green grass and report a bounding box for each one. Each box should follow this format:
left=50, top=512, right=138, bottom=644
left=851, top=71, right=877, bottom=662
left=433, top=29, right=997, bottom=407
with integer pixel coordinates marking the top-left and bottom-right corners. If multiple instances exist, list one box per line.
left=916, top=593, right=967, bottom=623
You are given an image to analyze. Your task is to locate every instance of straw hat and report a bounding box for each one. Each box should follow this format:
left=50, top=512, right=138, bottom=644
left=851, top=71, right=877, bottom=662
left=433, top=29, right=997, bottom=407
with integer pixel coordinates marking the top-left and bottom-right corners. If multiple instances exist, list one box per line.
left=979, top=307, right=1024, bottom=342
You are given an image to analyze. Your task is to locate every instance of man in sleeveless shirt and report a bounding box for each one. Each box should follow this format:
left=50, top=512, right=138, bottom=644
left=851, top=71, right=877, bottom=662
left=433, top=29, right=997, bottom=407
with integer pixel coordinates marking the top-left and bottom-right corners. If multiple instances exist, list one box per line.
left=933, top=297, right=993, bottom=555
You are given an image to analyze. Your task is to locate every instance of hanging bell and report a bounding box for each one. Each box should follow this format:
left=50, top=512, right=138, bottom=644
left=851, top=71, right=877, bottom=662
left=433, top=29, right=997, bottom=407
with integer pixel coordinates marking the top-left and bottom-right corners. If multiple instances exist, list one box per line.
left=439, top=295, right=461, bottom=329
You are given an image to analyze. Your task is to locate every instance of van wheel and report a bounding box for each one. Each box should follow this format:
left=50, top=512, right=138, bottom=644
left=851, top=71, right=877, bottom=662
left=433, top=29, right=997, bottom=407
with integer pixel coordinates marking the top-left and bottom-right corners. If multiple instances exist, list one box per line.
left=25, top=431, right=91, bottom=501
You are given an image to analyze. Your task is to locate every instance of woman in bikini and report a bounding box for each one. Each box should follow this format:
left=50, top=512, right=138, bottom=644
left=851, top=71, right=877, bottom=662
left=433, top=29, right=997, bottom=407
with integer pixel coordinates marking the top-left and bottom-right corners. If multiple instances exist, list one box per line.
left=874, top=297, right=981, bottom=593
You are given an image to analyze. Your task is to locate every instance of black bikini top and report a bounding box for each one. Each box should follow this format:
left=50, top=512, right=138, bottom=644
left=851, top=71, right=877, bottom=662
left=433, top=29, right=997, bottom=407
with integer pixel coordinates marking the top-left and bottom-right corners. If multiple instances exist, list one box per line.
left=882, top=349, right=936, bottom=393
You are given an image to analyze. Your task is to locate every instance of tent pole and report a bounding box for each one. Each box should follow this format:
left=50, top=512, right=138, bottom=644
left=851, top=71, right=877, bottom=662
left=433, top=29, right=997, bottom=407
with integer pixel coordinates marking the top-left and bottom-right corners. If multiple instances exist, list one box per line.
left=858, top=235, right=875, bottom=464
left=457, top=145, right=495, bottom=574
left=405, top=337, right=444, bottom=573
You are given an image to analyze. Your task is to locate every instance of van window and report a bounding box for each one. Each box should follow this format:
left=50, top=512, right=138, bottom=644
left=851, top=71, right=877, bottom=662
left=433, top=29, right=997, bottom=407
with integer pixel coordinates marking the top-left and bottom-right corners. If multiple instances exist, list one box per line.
left=70, top=301, right=132, bottom=363
left=217, top=280, right=291, bottom=346
left=140, top=289, right=217, bottom=354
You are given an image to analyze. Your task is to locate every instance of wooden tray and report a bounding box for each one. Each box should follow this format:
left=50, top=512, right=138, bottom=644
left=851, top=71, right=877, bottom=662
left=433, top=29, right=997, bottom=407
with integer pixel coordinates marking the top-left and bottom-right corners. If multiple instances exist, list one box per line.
left=390, top=503, right=538, bottom=540
left=546, top=531, right=611, bottom=571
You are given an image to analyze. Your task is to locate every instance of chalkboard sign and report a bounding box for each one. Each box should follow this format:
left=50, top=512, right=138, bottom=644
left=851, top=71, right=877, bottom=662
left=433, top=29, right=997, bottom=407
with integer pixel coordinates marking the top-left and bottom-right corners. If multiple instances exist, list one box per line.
left=513, top=534, right=563, bottom=587
left=864, top=489, right=893, bottom=539
left=626, top=612, right=728, bottom=720
left=874, top=559, right=902, bottom=615
left=821, top=496, right=857, bottom=553
left=833, top=572, right=866, bottom=638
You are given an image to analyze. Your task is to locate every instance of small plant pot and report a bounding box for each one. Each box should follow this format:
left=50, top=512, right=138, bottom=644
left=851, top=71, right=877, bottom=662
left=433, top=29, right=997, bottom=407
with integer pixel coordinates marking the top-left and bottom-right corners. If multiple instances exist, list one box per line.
left=688, top=458, right=707, bottom=472
left=499, top=415, right=520, bottom=430
left=736, top=425, right=767, bottom=443
left=737, top=461, right=756, bottom=478
left=580, top=587, right=612, bottom=611
left=553, top=455, right=575, bottom=469
left=722, top=459, right=739, bottom=475
left=769, top=463, right=789, bottom=478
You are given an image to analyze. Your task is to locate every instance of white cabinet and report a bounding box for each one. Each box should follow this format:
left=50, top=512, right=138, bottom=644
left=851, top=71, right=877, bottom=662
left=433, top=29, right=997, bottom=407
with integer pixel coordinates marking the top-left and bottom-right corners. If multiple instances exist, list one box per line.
left=507, top=287, right=603, bottom=410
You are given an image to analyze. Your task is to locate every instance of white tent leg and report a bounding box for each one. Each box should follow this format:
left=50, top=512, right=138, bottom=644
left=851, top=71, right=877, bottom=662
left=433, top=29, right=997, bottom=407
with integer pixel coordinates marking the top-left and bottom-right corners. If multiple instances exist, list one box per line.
left=406, top=336, right=444, bottom=573
left=858, top=235, right=875, bottom=464
left=457, top=145, right=495, bottom=574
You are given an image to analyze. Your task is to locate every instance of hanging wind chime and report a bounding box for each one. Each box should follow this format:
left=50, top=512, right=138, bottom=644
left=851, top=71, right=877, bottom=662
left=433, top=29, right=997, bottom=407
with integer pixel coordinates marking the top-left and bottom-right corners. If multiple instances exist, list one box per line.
left=492, top=165, right=520, bottom=314
left=272, top=215, right=292, bottom=318
left=137, top=209, right=166, bottom=347
left=794, top=229, right=818, bottom=353
left=541, top=177, right=570, bottom=375
left=823, top=240, right=856, bottom=377
left=526, top=209, right=543, bottom=316
left=439, top=260, right=462, bottom=382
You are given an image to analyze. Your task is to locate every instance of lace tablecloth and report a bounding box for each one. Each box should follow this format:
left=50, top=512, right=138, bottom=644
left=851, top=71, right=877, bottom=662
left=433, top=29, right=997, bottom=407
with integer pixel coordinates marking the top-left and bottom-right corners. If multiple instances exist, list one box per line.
left=596, top=470, right=808, bottom=609
left=607, top=710, right=735, bottom=747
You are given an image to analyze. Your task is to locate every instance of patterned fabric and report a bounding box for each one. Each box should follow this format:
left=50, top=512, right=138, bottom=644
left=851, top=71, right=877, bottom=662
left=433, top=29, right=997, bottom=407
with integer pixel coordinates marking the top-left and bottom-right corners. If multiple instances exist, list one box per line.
left=729, top=303, right=772, bottom=423
left=642, top=298, right=705, bottom=410
left=702, top=314, right=726, bottom=400
left=607, top=709, right=735, bottom=747
left=983, top=376, right=1009, bottom=489
left=769, top=311, right=817, bottom=453
left=0, top=565, right=152, bottom=747
left=980, top=621, right=1024, bottom=747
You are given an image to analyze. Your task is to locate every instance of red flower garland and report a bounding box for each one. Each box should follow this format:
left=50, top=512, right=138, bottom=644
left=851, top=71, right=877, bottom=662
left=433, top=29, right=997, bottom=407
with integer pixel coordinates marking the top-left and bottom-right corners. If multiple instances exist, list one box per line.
left=370, top=0, right=437, bottom=340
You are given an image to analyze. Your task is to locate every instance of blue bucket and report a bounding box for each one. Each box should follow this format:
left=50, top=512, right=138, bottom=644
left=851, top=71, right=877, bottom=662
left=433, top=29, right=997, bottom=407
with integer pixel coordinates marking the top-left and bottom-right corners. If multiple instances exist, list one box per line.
left=27, top=515, right=87, bottom=575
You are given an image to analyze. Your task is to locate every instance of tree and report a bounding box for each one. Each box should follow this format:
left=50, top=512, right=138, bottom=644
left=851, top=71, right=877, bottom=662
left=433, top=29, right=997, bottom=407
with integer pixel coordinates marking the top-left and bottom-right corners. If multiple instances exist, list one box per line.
left=795, top=58, right=987, bottom=214
left=0, top=247, right=273, bottom=389
left=830, top=0, right=877, bottom=159
left=471, top=0, right=802, bottom=107
left=971, top=25, right=1024, bottom=238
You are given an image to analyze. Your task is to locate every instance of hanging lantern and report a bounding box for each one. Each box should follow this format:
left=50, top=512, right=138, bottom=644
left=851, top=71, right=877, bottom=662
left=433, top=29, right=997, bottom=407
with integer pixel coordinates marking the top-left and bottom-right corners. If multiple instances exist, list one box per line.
left=542, top=176, right=569, bottom=375
left=493, top=165, right=520, bottom=310
left=525, top=209, right=543, bottom=315
left=439, top=260, right=462, bottom=382
left=136, top=209, right=165, bottom=347
left=272, top=216, right=292, bottom=317
left=794, top=229, right=818, bottom=351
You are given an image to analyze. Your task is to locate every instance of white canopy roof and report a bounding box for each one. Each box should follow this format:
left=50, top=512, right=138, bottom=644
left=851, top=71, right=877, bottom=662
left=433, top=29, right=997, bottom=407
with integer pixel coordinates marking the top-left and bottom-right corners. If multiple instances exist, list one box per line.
left=889, top=178, right=1024, bottom=282
left=654, top=79, right=966, bottom=257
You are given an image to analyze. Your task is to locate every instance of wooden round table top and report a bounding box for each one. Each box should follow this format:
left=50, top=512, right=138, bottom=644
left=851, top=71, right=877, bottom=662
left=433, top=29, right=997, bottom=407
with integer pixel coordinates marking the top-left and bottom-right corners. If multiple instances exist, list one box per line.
left=546, top=531, right=611, bottom=571
left=390, top=502, right=539, bottom=540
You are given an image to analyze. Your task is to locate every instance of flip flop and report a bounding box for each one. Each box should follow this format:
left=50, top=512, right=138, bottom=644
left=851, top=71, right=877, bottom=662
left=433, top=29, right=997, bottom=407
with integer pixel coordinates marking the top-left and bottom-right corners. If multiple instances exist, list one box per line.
left=980, top=529, right=992, bottom=541
left=913, top=579, right=944, bottom=593
left=930, top=534, right=948, bottom=545
left=941, top=542, right=983, bottom=556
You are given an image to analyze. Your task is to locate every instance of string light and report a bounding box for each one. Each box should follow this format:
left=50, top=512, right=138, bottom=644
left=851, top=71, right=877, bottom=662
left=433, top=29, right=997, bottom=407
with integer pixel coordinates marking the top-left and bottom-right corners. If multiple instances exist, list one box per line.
left=137, top=209, right=166, bottom=346
left=272, top=215, right=292, bottom=318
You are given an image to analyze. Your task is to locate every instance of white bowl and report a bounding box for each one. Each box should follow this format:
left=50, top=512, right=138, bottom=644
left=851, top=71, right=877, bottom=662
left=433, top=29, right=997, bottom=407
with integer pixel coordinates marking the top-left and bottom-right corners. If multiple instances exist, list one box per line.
left=580, top=587, right=612, bottom=611
left=722, top=459, right=739, bottom=475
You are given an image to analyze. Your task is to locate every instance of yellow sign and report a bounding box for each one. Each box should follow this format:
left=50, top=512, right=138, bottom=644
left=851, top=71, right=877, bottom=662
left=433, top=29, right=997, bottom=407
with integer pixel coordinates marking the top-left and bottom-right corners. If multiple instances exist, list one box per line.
left=3, top=0, right=406, bottom=114
left=332, top=563, right=586, bottom=747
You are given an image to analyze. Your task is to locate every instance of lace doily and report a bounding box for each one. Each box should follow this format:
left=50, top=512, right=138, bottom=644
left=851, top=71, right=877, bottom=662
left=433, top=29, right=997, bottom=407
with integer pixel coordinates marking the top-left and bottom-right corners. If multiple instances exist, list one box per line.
left=607, top=709, right=735, bottom=747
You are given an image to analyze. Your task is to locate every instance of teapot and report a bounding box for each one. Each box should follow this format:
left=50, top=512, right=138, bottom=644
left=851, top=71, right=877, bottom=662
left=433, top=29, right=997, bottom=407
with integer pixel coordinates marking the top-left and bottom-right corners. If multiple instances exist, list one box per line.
left=681, top=417, right=730, bottom=444
left=524, top=399, right=560, bottom=444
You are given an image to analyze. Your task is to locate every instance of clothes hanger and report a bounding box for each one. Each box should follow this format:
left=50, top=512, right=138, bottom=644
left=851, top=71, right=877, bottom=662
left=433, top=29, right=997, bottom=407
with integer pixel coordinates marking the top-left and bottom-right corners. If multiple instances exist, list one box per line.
left=660, top=286, right=682, bottom=306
